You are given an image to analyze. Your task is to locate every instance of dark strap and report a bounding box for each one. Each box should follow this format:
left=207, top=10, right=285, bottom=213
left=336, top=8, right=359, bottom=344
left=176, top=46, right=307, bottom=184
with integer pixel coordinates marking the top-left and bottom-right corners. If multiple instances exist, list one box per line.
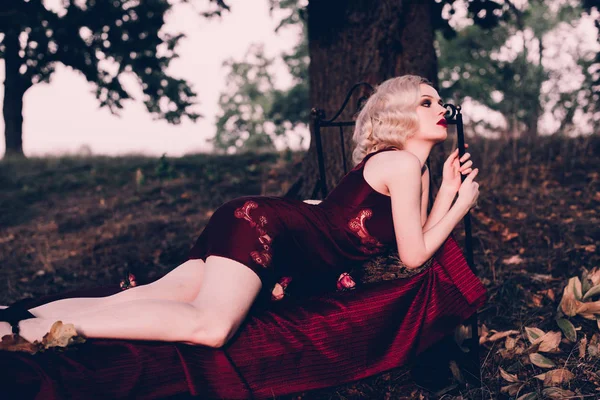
left=0, top=306, right=36, bottom=336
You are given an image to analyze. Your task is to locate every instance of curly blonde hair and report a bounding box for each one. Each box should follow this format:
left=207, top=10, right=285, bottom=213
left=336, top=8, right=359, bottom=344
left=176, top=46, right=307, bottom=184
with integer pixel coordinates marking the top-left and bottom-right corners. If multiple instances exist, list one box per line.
left=352, top=75, right=432, bottom=165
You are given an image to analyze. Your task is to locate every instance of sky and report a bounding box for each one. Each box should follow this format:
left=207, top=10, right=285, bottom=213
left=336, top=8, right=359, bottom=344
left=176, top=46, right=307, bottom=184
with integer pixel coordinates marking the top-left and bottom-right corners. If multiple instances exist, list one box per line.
left=1, top=1, right=598, bottom=157
left=0, top=0, right=302, bottom=157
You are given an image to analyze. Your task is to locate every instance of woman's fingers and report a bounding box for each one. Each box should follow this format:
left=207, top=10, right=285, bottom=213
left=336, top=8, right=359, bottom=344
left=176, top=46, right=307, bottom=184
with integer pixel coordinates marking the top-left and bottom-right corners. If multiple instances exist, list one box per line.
left=459, top=160, right=473, bottom=172
left=464, top=168, right=479, bottom=182
left=445, top=148, right=459, bottom=165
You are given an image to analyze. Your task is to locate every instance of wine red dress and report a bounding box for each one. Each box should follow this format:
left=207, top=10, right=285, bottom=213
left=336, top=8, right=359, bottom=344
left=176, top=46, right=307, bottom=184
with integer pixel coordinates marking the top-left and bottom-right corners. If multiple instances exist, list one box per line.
left=187, top=148, right=419, bottom=303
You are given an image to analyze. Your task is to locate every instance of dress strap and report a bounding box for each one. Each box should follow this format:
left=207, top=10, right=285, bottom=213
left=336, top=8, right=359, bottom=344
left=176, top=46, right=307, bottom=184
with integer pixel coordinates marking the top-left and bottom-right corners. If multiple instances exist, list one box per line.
left=357, top=147, right=399, bottom=167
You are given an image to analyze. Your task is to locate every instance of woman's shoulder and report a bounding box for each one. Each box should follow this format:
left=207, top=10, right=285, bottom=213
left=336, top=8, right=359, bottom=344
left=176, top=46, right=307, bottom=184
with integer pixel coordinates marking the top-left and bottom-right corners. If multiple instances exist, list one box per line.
left=366, top=148, right=420, bottom=169
left=363, top=149, right=421, bottom=195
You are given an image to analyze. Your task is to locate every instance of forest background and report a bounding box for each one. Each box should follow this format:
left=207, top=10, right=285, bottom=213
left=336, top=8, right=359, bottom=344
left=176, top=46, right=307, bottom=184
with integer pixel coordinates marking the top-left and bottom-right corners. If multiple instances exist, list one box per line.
left=1, top=0, right=600, bottom=398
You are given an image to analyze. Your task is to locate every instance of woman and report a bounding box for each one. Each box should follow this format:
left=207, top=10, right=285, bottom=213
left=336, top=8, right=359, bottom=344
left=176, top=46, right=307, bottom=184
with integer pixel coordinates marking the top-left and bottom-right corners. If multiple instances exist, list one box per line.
left=1, top=75, right=479, bottom=349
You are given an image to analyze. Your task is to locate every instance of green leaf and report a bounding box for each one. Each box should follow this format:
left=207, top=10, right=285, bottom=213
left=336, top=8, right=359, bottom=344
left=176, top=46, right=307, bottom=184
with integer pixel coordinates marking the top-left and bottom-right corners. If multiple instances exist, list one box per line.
left=556, top=318, right=577, bottom=342
left=529, top=353, right=556, bottom=369
left=569, top=277, right=583, bottom=301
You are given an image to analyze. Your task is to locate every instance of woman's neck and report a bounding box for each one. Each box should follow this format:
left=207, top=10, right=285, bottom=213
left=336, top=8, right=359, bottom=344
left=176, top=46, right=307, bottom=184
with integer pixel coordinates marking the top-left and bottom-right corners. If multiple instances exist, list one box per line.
left=403, top=141, right=434, bottom=168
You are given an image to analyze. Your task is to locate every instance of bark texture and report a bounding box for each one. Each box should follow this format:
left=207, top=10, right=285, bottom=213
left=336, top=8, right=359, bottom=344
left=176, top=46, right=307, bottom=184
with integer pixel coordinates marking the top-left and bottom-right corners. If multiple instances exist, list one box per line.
left=3, top=28, right=27, bottom=158
left=288, top=0, right=438, bottom=199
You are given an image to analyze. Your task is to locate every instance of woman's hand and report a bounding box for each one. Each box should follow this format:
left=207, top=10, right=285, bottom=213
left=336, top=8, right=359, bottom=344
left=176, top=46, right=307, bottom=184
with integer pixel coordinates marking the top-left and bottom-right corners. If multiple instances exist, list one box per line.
left=456, top=168, right=480, bottom=214
left=441, top=145, right=474, bottom=194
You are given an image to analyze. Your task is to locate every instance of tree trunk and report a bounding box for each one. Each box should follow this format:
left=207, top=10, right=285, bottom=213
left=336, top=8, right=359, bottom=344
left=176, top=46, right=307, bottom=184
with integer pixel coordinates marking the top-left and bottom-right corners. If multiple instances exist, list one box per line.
left=3, top=28, right=27, bottom=159
left=287, top=0, right=438, bottom=200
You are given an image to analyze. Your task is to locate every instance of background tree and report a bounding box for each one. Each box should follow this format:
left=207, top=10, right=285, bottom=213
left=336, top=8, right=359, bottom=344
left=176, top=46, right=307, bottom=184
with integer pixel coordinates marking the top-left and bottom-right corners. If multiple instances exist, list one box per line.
left=213, top=0, right=309, bottom=153
left=218, top=0, right=505, bottom=199
left=437, top=0, right=599, bottom=141
left=0, top=0, right=229, bottom=158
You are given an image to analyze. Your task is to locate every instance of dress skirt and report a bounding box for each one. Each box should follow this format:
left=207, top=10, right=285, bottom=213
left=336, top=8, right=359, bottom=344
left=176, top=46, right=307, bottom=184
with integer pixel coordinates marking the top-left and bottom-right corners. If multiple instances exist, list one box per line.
left=0, top=237, right=486, bottom=399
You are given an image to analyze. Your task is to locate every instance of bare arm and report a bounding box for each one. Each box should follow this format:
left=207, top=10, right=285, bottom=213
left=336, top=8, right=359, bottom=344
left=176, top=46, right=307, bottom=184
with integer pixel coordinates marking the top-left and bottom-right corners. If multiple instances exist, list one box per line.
left=423, top=147, right=474, bottom=232
left=385, top=152, right=479, bottom=269
left=420, top=167, right=429, bottom=227
left=422, top=183, right=455, bottom=232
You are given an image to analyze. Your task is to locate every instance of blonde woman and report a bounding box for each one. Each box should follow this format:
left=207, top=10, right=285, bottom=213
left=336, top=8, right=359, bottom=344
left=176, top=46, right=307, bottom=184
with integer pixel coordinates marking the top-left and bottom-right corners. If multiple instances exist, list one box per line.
left=1, top=75, right=481, bottom=354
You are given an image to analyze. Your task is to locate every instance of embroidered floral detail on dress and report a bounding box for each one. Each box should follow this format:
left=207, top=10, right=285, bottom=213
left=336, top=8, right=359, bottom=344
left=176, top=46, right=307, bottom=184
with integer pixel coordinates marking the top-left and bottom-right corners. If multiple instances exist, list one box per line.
left=119, top=273, right=137, bottom=290
left=271, top=276, right=293, bottom=301
left=336, top=272, right=356, bottom=291
left=348, top=208, right=384, bottom=254
left=234, top=200, right=273, bottom=268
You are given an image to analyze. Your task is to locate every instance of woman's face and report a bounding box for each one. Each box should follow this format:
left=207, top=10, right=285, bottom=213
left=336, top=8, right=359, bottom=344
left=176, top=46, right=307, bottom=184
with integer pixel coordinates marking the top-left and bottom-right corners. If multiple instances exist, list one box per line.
left=415, top=84, right=448, bottom=143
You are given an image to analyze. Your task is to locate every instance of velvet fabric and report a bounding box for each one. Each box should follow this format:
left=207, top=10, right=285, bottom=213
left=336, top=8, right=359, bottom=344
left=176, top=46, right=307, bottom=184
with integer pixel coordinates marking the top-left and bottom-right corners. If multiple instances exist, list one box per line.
left=0, top=237, right=485, bottom=399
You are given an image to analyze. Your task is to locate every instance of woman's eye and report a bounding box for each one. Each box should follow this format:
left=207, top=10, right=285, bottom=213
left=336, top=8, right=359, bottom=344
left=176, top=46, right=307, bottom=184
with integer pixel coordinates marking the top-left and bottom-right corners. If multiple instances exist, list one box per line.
left=421, top=100, right=431, bottom=107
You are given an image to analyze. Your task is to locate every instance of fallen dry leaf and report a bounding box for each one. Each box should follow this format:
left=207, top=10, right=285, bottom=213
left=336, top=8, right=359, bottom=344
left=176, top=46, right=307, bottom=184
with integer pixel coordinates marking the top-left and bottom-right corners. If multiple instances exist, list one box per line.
left=500, top=383, right=525, bottom=396
left=534, top=373, right=546, bottom=381
left=541, top=387, right=575, bottom=399
left=530, top=293, right=543, bottom=307
left=485, top=329, right=520, bottom=343
left=525, top=326, right=546, bottom=344
left=502, top=228, right=519, bottom=242
left=532, top=331, right=562, bottom=353
left=503, top=255, right=524, bottom=265
left=543, top=368, right=575, bottom=387
left=506, top=336, right=517, bottom=350
left=579, top=334, right=587, bottom=358
left=41, top=321, right=84, bottom=349
left=499, top=367, right=520, bottom=383
left=0, top=334, right=39, bottom=354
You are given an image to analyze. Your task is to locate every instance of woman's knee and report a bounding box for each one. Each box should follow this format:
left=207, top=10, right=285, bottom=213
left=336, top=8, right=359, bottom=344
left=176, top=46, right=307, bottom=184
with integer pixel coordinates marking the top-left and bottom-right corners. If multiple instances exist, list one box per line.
left=186, top=310, right=234, bottom=348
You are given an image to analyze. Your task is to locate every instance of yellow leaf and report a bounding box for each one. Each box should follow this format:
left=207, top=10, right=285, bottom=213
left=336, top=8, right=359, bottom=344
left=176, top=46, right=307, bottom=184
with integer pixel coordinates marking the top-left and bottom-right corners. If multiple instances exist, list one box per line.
left=529, top=353, right=556, bottom=369
left=499, top=367, right=520, bottom=383
left=41, top=321, right=83, bottom=349
left=543, top=369, right=574, bottom=387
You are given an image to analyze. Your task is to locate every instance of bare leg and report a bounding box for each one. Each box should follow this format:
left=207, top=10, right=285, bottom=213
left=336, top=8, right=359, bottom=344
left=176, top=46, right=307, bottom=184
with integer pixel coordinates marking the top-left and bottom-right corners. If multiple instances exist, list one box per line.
left=28, top=259, right=205, bottom=320
left=3, top=256, right=262, bottom=348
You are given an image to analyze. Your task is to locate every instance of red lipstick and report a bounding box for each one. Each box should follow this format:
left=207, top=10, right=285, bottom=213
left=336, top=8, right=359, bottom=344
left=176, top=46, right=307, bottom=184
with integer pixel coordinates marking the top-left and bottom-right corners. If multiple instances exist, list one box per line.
left=437, top=118, right=448, bottom=128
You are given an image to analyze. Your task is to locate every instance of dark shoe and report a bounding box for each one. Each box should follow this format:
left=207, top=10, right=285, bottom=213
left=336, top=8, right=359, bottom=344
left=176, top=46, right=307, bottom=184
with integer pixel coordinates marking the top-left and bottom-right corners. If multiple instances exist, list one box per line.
left=0, top=306, right=36, bottom=337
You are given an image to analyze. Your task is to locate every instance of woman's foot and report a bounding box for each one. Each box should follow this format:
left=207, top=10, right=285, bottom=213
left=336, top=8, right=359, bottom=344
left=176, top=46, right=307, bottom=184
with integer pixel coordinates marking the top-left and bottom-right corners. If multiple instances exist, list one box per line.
left=0, top=321, right=12, bottom=338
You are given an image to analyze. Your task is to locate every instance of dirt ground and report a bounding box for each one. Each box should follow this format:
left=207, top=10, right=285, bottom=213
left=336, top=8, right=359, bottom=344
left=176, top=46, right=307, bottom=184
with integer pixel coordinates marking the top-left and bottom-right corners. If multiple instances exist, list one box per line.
left=1, top=135, right=599, bottom=399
